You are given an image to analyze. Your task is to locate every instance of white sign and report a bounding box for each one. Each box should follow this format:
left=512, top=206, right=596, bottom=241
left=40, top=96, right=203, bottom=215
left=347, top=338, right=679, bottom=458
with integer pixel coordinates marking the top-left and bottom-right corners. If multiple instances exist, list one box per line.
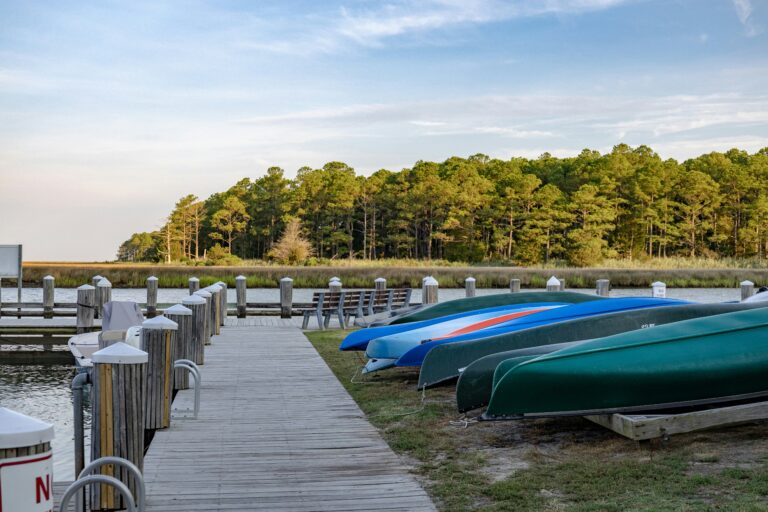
left=0, top=246, right=21, bottom=279
left=0, top=452, right=53, bottom=512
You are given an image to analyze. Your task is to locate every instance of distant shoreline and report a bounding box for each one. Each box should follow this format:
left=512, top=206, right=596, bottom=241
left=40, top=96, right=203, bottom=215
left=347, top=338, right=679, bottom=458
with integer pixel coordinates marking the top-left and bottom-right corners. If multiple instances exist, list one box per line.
left=15, top=262, right=768, bottom=289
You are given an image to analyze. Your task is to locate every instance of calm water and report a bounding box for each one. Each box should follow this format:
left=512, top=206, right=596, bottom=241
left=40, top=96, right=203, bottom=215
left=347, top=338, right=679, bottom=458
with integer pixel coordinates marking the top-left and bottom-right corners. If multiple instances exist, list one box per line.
left=0, top=286, right=743, bottom=480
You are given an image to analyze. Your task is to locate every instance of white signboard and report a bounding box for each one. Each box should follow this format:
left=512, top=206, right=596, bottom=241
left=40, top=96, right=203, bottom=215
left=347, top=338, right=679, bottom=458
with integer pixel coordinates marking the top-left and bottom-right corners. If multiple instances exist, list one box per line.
left=0, top=245, right=21, bottom=279
left=0, top=452, right=53, bottom=512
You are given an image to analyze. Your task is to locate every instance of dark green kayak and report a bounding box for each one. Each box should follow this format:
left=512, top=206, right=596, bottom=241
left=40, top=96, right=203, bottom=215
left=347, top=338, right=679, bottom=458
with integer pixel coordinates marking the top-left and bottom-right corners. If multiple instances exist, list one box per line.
left=452, top=302, right=768, bottom=413
left=484, top=307, right=768, bottom=419
left=388, top=291, right=602, bottom=325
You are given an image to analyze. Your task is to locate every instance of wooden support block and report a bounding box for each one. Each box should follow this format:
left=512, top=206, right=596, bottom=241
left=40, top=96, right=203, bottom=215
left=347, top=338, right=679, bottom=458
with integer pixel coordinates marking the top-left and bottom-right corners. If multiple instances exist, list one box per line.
left=585, top=401, right=768, bottom=441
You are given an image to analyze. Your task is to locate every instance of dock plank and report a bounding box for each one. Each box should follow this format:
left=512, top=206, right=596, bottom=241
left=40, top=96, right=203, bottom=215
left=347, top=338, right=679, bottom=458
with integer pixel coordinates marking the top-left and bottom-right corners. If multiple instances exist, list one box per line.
left=143, top=321, right=435, bottom=511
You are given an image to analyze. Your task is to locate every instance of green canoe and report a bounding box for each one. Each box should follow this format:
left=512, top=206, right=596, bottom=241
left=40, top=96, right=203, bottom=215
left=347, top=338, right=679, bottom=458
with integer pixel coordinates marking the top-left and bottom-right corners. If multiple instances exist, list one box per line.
left=431, top=301, right=768, bottom=394
left=484, top=307, right=768, bottom=419
left=388, top=291, right=603, bottom=325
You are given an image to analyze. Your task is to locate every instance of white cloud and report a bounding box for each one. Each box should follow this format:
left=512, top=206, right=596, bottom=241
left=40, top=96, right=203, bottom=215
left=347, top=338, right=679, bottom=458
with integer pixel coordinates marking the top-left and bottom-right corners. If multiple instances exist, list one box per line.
left=732, top=0, right=760, bottom=36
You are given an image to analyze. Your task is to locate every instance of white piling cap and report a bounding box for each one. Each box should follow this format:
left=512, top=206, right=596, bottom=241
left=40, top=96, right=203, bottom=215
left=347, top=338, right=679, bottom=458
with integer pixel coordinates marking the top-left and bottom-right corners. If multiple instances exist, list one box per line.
left=215, top=281, right=226, bottom=287
left=465, top=277, right=476, bottom=283
left=375, top=277, right=386, bottom=282
left=165, top=304, right=192, bottom=316
left=142, top=316, right=178, bottom=330
left=182, top=294, right=207, bottom=305
left=423, top=276, right=438, bottom=286
left=189, top=277, right=200, bottom=282
left=329, top=277, right=341, bottom=283
left=0, top=408, right=54, bottom=449
left=281, top=276, right=293, bottom=282
left=92, top=341, right=148, bottom=365
left=43, top=275, right=55, bottom=280
left=147, top=276, right=158, bottom=282
left=741, top=280, right=755, bottom=286
left=194, top=290, right=212, bottom=298
left=78, top=284, right=95, bottom=291
left=651, top=281, right=666, bottom=287
left=547, top=276, right=561, bottom=286
left=97, top=277, right=112, bottom=287
left=206, top=284, right=222, bottom=293
left=236, top=275, right=246, bottom=281
left=92, top=275, right=104, bottom=280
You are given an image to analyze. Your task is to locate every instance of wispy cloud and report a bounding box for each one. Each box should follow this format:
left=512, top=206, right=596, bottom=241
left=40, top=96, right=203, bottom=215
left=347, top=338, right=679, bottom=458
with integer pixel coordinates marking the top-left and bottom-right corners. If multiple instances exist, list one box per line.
left=732, top=0, right=760, bottom=36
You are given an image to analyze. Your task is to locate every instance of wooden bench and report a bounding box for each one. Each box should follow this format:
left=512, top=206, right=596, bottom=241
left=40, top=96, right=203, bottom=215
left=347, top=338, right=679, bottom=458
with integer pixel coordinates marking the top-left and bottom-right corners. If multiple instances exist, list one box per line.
left=365, top=289, right=413, bottom=316
left=300, top=291, right=368, bottom=330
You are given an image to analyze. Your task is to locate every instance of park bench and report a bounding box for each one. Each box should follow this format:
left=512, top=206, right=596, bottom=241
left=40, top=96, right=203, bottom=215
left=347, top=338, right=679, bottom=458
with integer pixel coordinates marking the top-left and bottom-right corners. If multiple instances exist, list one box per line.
left=300, top=291, right=367, bottom=330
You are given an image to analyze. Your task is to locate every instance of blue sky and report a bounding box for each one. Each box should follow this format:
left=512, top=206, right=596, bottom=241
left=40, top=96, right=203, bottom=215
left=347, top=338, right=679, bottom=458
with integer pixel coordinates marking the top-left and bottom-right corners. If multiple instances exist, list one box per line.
left=0, top=0, right=766, bottom=260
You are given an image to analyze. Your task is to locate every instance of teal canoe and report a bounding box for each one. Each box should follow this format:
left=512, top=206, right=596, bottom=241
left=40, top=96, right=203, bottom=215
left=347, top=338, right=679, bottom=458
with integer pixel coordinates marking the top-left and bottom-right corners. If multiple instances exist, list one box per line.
left=484, top=307, right=768, bottom=419
left=452, top=302, right=768, bottom=413
left=385, top=291, right=603, bottom=325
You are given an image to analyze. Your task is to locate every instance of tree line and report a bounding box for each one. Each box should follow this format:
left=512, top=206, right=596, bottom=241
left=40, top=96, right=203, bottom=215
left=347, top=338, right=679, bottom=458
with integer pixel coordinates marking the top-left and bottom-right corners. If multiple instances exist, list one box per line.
left=117, top=144, right=768, bottom=266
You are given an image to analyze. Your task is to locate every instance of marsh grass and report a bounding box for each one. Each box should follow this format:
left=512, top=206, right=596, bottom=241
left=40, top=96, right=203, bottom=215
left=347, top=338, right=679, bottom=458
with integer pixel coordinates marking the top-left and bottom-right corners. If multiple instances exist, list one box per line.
left=21, top=261, right=768, bottom=288
left=307, top=329, right=768, bottom=511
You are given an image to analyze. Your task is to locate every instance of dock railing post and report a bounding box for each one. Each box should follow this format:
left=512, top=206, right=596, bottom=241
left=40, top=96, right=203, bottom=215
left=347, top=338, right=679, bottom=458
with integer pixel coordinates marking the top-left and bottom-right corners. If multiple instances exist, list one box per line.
left=189, top=276, right=200, bottom=294
left=596, top=279, right=610, bottom=297
left=194, top=290, right=212, bottom=345
left=140, top=316, right=178, bottom=431
left=215, top=281, right=227, bottom=324
left=329, top=277, right=342, bottom=293
left=236, top=275, right=247, bottom=318
left=741, top=280, right=755, bottom=300
left=651, top=281, right=667, bottom=298
left=146, top=276, right=158, bottom=318
left=97, top=278, right=112, bottom=317
left=375, top=277, right=386, bottom=291
left=43, top=275, right=54, bottom=319
left=280, top=277, right=293, bottom=319
left=206, top=285, right=222, bottom=336
left=92, top=275, right=103, bottom=319
left=509, top=278, right=521, bottom=293
left=76, top=284, right=95, bottom=334
left=546, top=276, right=561, bottom=292
left=465, top=277, right=476, bottom=298
left=422, top=276, right=439, bottom=304
left=183, top=294, right=207, bottom=365
left=90, top=342, right=148, bottom=511
left=165, top=304, right=193, bottom=390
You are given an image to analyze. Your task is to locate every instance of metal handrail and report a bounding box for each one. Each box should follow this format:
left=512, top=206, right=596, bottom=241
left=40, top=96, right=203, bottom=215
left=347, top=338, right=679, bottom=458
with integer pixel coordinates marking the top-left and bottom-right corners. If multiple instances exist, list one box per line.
left=78, top=456, right=145, bottom=512
left=173, top=359, right=201, bottom=419
left=59, top=474, right=138, bottom=512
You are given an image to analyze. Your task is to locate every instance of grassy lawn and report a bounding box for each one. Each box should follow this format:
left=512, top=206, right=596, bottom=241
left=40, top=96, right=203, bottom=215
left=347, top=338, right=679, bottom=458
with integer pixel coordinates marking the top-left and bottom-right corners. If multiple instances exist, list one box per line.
left=306, top=329, right=768, bottom=511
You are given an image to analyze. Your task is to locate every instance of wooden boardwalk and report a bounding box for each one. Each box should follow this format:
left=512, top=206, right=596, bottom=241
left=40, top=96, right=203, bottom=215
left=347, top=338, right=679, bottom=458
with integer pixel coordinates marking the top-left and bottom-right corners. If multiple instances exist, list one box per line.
left=142, top=319, right=436, bottom=511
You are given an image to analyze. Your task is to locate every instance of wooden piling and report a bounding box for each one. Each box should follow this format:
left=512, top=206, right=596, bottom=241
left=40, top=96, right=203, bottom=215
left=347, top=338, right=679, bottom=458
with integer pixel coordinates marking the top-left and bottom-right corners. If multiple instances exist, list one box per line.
left=375, top=277, right=387, bottom=291
left=146, top=276, right=159, bottom=318
left=90, top=342, right=147, bottom=511
left=183, top=294, right=206, bottom=365
left=510, top=278, right=521, bottom=293
left=189, top=276, right=200, bottom=294
left=92, top=275, right=103, bottom=318
left=42, top=275, right=54, bottom=319
left=76, top=284, right=95, bottom=334
left=422, top=276, right=439, bottom=304
left=741, top=280, right=755, bottom=300
left=236, top=275, right=247, bottom=318
left=596, top=279, right=610, bottom=297
left=652, top=281, right=667, bottom=298
left=329, top=277, right=342, bottom=293
left=280, top=277, right=293, bottom=319
left=194, top=290, right=212, bottom=345
left=206, top=285, right=222, bottom=336
left=465, top=277, right=476, bottom=298
left=559, top=278, right=566, bottom=291
left=140, top=316, right=177, bottom=431
left=215, top=281, right=227, bottom=324
left=165, top=304, right=193, bottom=390
left=97, top=277, right=112, bottom=316
left=546, top=276, right=561, bottom=292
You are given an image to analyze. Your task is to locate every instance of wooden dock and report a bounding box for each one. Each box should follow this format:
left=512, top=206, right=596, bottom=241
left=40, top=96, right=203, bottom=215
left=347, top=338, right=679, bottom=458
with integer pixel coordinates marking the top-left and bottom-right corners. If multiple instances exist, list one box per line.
left=141, top=318, right=436, bottom=511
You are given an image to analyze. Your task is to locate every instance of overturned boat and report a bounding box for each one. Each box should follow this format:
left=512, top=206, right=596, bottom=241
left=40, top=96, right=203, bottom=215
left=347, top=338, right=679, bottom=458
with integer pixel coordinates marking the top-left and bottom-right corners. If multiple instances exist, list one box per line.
left=68, top=301, right=144, bottom=370
left=483, top=307, right=768, bottom=419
